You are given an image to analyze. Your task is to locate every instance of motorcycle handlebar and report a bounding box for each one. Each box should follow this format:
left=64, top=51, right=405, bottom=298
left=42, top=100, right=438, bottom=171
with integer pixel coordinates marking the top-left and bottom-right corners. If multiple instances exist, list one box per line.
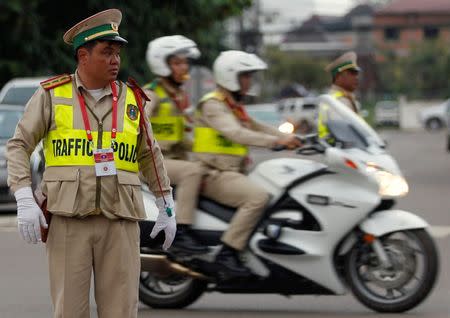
left=271, top=134, right=328, bottom=154
left=271, top=144, right=287, bottom=152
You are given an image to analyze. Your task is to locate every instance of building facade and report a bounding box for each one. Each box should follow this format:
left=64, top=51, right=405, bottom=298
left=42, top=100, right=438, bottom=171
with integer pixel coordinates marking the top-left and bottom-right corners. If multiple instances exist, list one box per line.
left=373, top=0, right=450, bottom=58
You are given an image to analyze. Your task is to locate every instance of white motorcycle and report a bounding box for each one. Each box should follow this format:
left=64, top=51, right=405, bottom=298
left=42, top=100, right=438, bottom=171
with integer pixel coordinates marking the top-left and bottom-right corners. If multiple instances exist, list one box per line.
left=138, top=95, right=439, bottom=313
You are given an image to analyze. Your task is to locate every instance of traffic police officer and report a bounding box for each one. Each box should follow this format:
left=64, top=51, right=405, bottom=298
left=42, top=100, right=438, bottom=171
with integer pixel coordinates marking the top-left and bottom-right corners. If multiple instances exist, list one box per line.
left=7, top=9, right=176, bottom=318
left=193, top=50, right=301, bottom=275
left=325, top=51, right=362, bottom=113
left=143, top=35, right=208, bottom=254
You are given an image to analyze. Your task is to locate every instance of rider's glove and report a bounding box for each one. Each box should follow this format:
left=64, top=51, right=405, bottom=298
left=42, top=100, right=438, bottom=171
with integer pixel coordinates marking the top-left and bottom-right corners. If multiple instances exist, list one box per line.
left=150, top=190, right=177, bottom=250
left=14, top=186, right=48, bottom=244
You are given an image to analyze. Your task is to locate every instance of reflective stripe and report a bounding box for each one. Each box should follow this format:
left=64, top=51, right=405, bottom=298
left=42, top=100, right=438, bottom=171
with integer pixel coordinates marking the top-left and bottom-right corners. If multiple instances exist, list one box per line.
left=55, top=104, right=73, bottom=129
left=193, top=91, right=247, bottom=156
left=43, top=83, right=140, bottom=172
left=192, top=127, right=248, bottom=156
left=332, top=90, right=358, bottom=113
left=154, top=85, right=172, bottom=116
left=318, top=103, right=329, bottom=139
left=333, top=91, right=344, bottom=98
left=150, top=84, right=184, bottom=142
left=54, top=83, right=73, bottom=98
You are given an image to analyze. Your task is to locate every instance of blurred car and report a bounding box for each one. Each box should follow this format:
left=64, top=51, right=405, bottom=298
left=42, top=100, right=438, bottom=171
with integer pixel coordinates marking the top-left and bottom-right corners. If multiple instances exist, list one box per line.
left=0, top=77, right=45, bottom=106
left=245, top=103, right=283, bottom=128
left=418, top=99, right=450, bottom=131
left=277, top=97, right=318, bottom=134
left=374, top=100, right=399, bottom=127
left=0, top=104, right=44, bottom=212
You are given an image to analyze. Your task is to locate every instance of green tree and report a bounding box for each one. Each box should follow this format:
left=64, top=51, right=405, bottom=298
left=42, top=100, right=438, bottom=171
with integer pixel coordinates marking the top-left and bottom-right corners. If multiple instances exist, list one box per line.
left=377, top=41, right=450, bottom=99
left=0, top=0, right=252, bottom=86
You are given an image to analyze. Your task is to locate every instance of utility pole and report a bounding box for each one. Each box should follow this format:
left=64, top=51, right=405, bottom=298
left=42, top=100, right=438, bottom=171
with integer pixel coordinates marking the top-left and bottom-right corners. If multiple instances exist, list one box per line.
left=238, top=0, right=262, bottom=54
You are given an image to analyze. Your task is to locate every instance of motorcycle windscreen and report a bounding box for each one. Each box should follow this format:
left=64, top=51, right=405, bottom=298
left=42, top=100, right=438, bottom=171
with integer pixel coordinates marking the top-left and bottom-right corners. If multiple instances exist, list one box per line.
left=316, top=95, right=385, bottom=150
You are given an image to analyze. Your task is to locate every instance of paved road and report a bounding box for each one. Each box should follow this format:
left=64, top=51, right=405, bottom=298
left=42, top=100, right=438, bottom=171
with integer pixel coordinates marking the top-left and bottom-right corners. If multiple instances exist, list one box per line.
left=0, top=130, right=449, bottom=317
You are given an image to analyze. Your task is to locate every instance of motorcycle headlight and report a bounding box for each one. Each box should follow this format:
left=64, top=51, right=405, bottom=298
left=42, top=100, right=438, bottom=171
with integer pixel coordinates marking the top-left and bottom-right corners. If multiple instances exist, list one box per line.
left=366, top=163, right=409, bottom=197
left=279, top=121, right=294, bottom=134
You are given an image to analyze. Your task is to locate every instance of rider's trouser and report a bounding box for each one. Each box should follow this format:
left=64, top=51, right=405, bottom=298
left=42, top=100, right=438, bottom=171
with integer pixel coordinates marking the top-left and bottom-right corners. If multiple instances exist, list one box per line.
left=46, top=214, right=140, bottom=318
left=164, top=159, right=205, bottom=225
left=201, top=170, right=270, bottom=251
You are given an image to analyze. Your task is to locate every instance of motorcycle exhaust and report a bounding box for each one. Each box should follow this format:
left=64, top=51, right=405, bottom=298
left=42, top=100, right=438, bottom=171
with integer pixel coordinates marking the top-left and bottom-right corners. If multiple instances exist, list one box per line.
left=140, top=254, right=207, bottom=280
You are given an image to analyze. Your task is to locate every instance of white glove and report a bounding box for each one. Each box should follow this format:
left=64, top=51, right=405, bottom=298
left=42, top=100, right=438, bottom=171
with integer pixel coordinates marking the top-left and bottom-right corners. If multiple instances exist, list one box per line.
left=150, top=192, right=177, bottom=250
left=14, top=187, right=48, bottom=244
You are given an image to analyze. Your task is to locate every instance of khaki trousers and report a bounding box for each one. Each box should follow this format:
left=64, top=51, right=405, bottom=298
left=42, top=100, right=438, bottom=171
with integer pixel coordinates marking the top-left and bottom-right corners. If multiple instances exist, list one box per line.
left=201, top=170, right=270, bottom=250
left=46, top=215, right=140, bottom=318
left=165, top=159, right=204, bottom=224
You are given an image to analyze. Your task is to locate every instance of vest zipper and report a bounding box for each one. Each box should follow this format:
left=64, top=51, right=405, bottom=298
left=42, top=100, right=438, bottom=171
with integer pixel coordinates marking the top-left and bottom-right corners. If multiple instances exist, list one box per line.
left=95, top=120, right=103, bottom=213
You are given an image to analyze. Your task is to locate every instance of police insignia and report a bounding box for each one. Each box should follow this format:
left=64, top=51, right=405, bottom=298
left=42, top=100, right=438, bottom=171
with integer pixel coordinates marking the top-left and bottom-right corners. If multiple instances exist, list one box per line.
left=127, top=104, right=138, bottom=120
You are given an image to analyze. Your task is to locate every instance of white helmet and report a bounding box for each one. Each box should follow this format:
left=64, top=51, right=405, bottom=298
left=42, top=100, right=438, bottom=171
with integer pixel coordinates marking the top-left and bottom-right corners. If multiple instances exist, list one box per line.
left=146, top=35, right=201, bottom=77
left=213, top=50, right=267, bottom=92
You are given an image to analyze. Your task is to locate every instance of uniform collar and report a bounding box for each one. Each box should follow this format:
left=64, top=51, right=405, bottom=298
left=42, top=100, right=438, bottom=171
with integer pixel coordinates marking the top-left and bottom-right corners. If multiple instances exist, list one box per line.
left=159, top=77, right=182, bottom=97
left=331, top=84, right=355, bottom=99
left=74, top=70, right=113, bottom=96
left=217, top=87, right=237, bottom=105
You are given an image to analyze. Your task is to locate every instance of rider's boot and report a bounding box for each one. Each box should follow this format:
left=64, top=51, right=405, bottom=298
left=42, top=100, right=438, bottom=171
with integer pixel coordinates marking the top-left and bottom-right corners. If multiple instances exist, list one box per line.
left=214, top=244, right=251, bottom=276
left=171, top=224, right=210, bottom=254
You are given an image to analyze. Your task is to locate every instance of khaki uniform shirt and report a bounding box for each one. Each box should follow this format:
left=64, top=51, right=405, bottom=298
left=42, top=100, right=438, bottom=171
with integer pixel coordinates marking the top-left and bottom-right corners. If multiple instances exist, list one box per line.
left=144, top=78, right=192, bottom=160
left=328, top=84, right=361, bottom=113
left=194, top=88, right=287, bottom=172
left=7, top=71, right=170, bottom=220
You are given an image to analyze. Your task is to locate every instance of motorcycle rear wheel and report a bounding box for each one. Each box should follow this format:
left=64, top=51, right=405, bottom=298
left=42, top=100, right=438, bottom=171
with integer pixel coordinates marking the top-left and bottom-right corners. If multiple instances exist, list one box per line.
left=346, top=229, right=438, bottom=313
left=139, top=271, right=207, bottom=309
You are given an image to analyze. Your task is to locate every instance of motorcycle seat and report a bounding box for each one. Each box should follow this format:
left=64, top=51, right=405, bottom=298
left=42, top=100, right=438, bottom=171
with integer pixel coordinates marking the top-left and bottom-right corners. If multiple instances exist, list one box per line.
left=197, top=196, right=237, bottom=223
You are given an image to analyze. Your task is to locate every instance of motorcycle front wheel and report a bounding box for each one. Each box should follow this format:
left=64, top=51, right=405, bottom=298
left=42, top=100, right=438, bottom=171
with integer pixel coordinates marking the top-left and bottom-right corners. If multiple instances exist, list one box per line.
left=139, top=271, right=207, bottom=309
left=345, top=229, right=439, bottom=313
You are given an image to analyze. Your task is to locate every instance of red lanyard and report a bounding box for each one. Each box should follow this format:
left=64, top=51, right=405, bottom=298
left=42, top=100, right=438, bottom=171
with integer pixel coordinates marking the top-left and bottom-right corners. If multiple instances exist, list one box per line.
left=170, top=91, right=189, bottom=111
left=77, top=82, right=118, bottom=148
left=167, top=90, right=193, bottom=123
left=224, top=96, right=250, bottom=122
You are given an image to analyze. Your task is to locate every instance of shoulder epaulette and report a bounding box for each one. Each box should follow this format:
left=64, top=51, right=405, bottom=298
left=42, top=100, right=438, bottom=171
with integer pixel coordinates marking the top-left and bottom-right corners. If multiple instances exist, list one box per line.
left=127, top=77, right=151, bottom=101
left=40, top=74, right=72, bottom=90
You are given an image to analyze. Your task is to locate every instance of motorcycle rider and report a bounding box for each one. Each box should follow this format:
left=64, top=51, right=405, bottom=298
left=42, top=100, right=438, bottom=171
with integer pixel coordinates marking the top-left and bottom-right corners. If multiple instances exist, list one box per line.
left=193, top=50, right=301, bottom=275
left=144, top=35, right=208, bottom=254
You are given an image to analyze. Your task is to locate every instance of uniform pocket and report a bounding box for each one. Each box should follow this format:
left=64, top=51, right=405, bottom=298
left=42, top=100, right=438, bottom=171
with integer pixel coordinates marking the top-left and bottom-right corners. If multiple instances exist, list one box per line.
left=115, top=170, right=145, bottom=219
left=43, top=167, right=80, bottom=213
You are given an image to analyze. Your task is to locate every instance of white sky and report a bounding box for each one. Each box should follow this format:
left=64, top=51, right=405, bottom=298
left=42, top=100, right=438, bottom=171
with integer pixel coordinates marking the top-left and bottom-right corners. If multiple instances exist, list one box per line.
left=260, top=0, right=357, bottom=31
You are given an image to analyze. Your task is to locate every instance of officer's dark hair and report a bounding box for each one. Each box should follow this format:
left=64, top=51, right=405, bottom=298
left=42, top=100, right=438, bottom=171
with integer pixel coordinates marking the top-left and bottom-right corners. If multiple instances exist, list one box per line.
left=74, top=40, right=103, bottom=62
left=332, top=74, right=337, bottom=83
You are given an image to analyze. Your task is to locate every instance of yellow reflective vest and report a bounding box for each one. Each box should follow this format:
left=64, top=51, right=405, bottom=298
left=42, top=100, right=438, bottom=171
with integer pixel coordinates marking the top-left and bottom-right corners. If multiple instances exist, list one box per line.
left=43, top=82, right=140, bottom=172
left=192, top=91, right=248, bottom=156
left=318, top=91, right=343, bottom=139
left=145, top=81, right=184, bottom=142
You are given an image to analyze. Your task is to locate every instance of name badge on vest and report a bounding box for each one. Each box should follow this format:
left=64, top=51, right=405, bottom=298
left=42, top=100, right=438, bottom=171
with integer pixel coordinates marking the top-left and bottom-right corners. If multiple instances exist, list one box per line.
left=93, top=148, right=117, bottom=177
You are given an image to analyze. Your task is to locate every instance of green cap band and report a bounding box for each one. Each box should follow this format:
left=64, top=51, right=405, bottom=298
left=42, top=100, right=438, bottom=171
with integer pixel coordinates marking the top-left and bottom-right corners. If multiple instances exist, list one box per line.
left=73, top=23, right=119, bottom=50
left=331, top=61, right=359, bottom=77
